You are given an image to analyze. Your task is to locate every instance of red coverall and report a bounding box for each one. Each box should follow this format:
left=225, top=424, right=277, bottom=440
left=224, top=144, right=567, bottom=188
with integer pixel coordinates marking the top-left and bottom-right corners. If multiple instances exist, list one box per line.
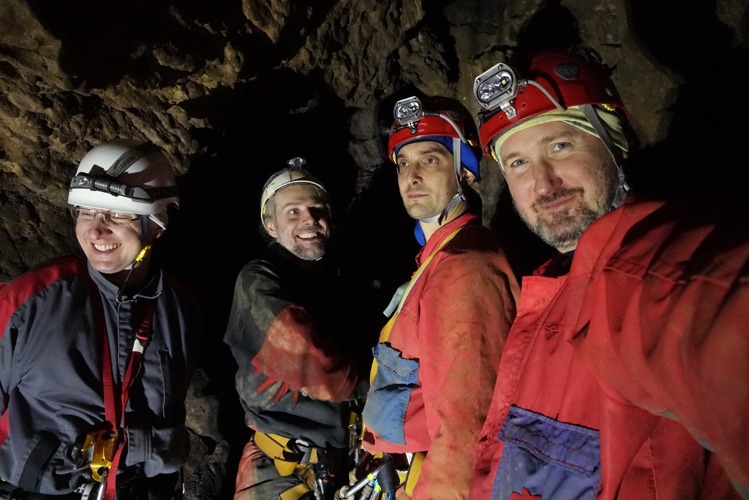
left=471, top=199, right=749, bottom=499
left=363, top=212, right=519, bottom=499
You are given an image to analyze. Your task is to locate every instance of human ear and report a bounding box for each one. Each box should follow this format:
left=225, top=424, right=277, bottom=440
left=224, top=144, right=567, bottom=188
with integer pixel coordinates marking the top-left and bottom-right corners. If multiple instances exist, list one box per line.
left=264, top=219, right=278, bottom=238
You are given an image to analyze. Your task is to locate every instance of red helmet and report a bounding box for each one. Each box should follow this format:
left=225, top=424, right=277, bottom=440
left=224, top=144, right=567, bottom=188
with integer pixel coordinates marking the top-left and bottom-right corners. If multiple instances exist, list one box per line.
left=387, top=96, right=481, bottom=179
left=474, top=46, right=628, bottom=157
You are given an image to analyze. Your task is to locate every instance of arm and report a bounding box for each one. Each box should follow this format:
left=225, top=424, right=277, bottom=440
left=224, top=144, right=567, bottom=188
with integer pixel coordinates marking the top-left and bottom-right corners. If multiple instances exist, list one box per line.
left=224, top=261, right=359, bottom=406
left=413, top=250, right=518, bottom=500
left=567, top=201, right=749, bottom=494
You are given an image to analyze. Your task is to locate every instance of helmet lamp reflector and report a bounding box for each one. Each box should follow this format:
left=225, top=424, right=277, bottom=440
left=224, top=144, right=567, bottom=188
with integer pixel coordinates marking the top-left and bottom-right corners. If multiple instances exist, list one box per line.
left=474, top=63, right=519, bottom=118
left=393, top=96, right=424, bottom=128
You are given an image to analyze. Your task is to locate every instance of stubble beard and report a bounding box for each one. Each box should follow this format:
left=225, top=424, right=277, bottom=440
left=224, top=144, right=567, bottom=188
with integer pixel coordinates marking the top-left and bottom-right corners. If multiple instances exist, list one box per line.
left=517, top=165, right=618, bottom=252
left=291, top=238, right=328, bottom=261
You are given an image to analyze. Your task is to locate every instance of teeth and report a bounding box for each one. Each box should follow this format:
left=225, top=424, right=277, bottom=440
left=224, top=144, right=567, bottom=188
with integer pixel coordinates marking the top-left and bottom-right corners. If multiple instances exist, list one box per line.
left=94, top=244, right=120, bottom=251
left=297, top=232, right=318, bottom=240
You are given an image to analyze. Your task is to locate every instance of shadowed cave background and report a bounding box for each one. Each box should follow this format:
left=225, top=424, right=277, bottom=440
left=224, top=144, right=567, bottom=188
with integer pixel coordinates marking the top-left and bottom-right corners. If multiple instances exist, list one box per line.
left=1, top=0, right=748, bottom=496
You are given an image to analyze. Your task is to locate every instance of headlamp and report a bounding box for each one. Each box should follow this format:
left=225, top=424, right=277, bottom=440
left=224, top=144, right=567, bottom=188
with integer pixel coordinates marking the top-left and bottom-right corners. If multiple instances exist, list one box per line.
left=473, top=63, right=519, bottom=118
left=393, top=96, right=424, bottom=130
left=70, top=174, right=153, bottom=201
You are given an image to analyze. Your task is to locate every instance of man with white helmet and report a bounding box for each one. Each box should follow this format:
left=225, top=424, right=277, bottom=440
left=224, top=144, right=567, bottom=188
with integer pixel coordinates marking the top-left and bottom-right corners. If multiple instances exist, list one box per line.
left=355, top=96, right=518, bottom=499
left=0, top=140, right=196, bottom=498
left=469, top=46, right=749, bottom=498
left=224, top=158, right=368, bottom=499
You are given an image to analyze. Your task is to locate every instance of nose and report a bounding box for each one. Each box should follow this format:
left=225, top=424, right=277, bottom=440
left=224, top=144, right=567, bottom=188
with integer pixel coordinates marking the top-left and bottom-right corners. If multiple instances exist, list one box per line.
left=84, top=214, right=113, bottom=235
left=403, top=164, right=422, bottom=185
left=532, top=160, right=563, bottom=195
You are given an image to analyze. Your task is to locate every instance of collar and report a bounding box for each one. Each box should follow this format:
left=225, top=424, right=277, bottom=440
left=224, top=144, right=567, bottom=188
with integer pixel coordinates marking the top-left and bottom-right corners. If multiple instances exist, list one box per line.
left=416, top=211, right=478, bottom=265
left=87, top=261, right=162, bottom=301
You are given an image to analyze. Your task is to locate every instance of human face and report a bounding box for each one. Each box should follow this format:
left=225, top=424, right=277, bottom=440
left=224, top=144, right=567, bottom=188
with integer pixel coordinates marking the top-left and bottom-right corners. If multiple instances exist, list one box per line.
left=265, top=184, right=331, bottom=261
left=75, top=206, right=152, bottom=277
left=499, top=121, right=618, bottom=253
left=396, top=141, right=460, bottom=221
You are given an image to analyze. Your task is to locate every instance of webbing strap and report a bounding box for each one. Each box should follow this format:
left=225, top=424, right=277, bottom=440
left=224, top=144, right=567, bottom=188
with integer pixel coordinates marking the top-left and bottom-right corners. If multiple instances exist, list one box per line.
left=404, top=452, right=426, bottom=496
left=17, top=433, right=61, bottom=491
left=370, top=226, right=463, bottom=384
left=253, top=431, right=320, bottom=477
left=87, top=280, right=156, bottom=500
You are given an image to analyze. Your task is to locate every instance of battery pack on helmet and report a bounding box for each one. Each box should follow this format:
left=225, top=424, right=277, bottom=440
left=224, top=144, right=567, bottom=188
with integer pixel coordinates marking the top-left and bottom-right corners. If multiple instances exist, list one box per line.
left=473, top=63, right=519, bottom=118
left=393, top=96, right=424, bottom=133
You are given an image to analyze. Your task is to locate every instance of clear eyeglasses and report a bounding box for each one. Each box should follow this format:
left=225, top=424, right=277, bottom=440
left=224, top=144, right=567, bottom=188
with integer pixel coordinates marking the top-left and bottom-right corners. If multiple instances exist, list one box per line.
left=71, top=206, right=140, bottom=225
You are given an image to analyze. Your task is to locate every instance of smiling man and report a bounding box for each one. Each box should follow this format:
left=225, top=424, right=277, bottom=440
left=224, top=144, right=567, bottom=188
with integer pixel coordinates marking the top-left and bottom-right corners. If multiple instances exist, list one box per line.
left=0, top=140, right=196, bottom=498
left=470, top=46, right=749, bottom=499
left=224, top=159, right=367, bottom=499
left=358, top=96, right=518, bottom=499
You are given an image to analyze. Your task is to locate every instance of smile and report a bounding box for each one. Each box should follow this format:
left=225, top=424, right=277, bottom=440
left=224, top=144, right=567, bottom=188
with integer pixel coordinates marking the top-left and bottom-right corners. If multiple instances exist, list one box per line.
left=297, top=232, right=322, bottom=240
left=93, top=243, right=120, bottom=251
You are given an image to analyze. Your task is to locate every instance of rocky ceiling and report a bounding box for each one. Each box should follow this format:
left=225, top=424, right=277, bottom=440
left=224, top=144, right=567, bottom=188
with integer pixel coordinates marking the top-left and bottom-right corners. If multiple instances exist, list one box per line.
left=1, top=0, right=747, bottom=496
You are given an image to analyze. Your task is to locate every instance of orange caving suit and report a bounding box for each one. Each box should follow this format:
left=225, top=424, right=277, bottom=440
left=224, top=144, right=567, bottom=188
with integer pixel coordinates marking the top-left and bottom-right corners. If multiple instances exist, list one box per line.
left=363, top=212, right=519, bottom=499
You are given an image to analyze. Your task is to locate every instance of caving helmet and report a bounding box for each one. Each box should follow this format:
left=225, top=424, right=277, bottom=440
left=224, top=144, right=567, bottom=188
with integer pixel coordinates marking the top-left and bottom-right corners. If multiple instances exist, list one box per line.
left=260, top=157, right=329, bottom=223
left=388, top=95, right=482, bottom=182
left=68, top=140, right=179, bottom=230
left=473, top=46, right=631, bottom=207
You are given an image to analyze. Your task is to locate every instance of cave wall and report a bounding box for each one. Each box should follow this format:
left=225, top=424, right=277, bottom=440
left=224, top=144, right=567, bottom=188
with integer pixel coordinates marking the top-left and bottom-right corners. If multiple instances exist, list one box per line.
left=1, top=0, right=748, bottom=496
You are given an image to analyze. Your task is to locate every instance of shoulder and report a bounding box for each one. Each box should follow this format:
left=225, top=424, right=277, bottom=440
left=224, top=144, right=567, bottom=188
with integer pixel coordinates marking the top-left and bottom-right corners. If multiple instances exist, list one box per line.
left=1, top=256, right=85, bottom=299
left=440, top=223, right=508, bottom=262
left=0, top=256, right=86, bottom=326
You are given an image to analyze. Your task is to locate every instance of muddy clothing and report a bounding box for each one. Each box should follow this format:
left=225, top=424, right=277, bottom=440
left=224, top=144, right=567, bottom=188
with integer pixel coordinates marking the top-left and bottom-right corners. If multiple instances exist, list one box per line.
left=225, top=243, right=365, bottom=497
left=471, top=199, right=748, bottom=499
left=0, top=256, right=196, bottom=494
left=362, top=212, right=519, bottom=500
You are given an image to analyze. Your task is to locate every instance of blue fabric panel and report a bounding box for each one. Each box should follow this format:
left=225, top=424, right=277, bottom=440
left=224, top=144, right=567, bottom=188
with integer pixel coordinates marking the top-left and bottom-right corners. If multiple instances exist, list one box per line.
left=492, top=405, right=602, bottom=499
left=363, top=343, right=420, bottom=445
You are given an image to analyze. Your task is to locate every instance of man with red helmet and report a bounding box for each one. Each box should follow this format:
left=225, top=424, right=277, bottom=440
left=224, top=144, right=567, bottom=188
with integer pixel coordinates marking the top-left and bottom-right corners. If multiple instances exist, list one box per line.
left=469, top=46, right=749, bottom=498
left=357, top=96, right=519, bottom=499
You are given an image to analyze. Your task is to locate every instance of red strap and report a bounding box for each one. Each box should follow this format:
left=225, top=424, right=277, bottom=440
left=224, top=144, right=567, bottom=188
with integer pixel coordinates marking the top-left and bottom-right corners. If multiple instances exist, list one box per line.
left=88, top=281, right=156, bottom=500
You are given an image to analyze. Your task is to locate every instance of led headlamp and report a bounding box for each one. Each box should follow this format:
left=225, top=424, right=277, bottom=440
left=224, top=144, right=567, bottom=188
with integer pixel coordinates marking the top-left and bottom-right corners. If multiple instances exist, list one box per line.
left=473, top=63, right=519, bottom=119
left=393, top=96, right=424, bottom=132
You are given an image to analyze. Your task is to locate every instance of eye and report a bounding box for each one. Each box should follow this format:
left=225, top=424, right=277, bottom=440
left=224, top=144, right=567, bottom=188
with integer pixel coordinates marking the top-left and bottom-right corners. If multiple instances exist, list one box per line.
left=505, top=158, right=528, bottom=171
left=396, top=160, right=408, bottom=173
left=110, top=212, right=137, bottom=223
left=551, top=141, right=571, bottom=153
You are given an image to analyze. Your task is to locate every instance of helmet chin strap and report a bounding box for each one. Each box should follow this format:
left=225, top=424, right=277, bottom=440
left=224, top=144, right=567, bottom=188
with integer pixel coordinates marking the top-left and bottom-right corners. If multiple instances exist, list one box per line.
left=419, top=137, right=467, bottom=227
left=580, top=104, right=629, bottom=209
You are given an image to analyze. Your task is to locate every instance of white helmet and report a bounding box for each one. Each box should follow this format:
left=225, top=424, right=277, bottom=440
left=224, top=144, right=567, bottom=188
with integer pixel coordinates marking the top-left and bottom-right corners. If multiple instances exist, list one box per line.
left=260, top=157, right=328, bottom=220
left=68, top=140, right=179, bottom=229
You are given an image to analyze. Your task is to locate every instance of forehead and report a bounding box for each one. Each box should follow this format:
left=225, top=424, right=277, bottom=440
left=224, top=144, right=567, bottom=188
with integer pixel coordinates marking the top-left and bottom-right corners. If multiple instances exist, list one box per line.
left=272, top=183, right=326, bottom=206
left=396, top=140, right=452, bottom=159
left=500, top=121, right=588, bottom=154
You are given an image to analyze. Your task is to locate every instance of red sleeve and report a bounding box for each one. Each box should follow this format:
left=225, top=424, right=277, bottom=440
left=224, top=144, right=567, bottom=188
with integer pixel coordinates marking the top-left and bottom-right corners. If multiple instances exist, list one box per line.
left=252, top=304, right=359, bottom=402
left=566, top=201, right=749, bottom=494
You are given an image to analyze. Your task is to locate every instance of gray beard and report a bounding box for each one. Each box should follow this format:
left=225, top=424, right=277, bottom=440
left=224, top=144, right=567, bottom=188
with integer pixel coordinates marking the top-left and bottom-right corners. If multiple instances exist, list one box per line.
left=529, top=203, right=605, bottom=251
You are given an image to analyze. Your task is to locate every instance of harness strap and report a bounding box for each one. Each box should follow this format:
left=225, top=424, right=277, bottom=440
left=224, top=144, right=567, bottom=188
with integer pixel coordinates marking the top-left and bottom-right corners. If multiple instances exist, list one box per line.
left=87, top=280, right=156, bottom=500
left=253, top=431, right=320, bottom=477
left=404, top=452, right=426, bottom=496
left=17, top=433, right=61, bottom=491
left=370, top=225, right=463, bottom=384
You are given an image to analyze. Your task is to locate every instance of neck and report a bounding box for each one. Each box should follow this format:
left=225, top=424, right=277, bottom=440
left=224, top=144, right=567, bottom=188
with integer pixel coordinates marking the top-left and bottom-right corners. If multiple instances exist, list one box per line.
left=106, top=259, right=152, bottom=292
left=419, top=199, right=468, bottom=243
